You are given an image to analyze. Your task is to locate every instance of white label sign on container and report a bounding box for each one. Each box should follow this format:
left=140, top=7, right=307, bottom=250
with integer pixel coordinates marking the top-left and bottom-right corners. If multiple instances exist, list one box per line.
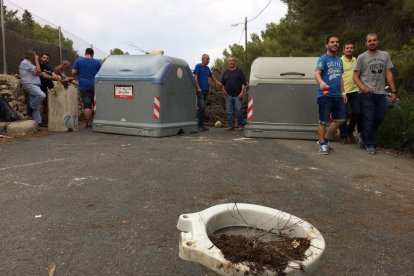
left=114, top=85, right=134, bottom=99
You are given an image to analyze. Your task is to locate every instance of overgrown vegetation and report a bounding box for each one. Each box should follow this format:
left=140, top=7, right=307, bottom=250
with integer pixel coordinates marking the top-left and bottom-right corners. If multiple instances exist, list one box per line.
left=377, top=93, right=414, bottom=154
left=213, top=0, right=414, bottom=153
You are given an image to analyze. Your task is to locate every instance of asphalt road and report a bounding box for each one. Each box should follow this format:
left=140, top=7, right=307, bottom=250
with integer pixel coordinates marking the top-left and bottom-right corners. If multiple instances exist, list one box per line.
left=0, top=128, right=413, bottom=275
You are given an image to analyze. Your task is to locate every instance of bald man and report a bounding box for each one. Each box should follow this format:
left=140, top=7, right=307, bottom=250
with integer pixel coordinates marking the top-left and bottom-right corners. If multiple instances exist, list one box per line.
left=193, top=54, right=222, bottom=131
left=53, top=60, right=75, bottom=85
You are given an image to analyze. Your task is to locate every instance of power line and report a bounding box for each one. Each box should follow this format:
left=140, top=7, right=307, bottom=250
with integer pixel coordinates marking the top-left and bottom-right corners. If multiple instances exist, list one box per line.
left=248, top=0, right=272, bottom=23
left=231, top=0, right=273, bottom=25
left=232, top=0, right=273, bottom=45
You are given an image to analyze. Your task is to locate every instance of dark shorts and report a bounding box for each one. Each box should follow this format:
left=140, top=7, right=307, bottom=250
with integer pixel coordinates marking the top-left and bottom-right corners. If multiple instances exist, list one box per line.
left=317, top=96, right=346, bottom=125
left=80, top=89, right=94, bottom=109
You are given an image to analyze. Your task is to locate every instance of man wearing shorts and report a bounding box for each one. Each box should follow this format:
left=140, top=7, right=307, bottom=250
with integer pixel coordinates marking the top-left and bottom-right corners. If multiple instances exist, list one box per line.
left=72, top=48, right=101, bottom=128
left=314, top=35, right=347, bottom=154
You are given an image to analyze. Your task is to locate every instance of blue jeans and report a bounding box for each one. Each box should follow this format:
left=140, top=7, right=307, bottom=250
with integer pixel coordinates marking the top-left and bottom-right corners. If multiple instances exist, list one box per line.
left=23, top=83, right=46, bottom=124
left=358, top=93, right=386, bottom=147
left=197, top=92, right=208, bottom=128
left=340, top=92, right=362, bottom=137
left=225, top=95, right=245, bottom=128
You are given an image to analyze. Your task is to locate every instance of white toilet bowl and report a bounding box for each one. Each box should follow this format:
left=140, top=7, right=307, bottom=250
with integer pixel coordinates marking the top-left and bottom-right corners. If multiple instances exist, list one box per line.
left=177, top=203, right=325, bottom=275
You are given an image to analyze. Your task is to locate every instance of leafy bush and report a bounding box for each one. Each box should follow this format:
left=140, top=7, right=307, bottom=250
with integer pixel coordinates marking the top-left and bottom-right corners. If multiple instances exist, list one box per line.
left=377, top=92, right=414, bottom=154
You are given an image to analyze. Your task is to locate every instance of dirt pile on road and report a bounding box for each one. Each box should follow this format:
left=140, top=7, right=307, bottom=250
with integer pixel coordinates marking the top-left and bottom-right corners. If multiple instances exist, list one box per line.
left=205, top=85, right=228, bottom=125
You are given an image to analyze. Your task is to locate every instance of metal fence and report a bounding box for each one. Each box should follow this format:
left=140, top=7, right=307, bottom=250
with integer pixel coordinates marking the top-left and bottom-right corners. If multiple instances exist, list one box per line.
left=0, top=0, right=108, bottom=74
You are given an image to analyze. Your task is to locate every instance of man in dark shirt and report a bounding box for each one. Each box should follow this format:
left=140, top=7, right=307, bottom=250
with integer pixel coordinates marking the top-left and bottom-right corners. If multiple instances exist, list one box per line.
left=39, top=53, right=57, bottom=93
left=38, top=53, right=58, bottom=125
left=221, top=56, right=247, bottom=131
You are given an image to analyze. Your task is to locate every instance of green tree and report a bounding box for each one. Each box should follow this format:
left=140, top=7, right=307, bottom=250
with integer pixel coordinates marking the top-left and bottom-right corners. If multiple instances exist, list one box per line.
left=280, top=0, right=414, bottom=53
left=32, top=23, right=75, bottom=53
left=2, top=5, right=76, bottom=55
left=21, top=9, right=34, bottom=38
left=110, top=48, right=129, bottom=55
left=3, top=6, right=23, bottom=33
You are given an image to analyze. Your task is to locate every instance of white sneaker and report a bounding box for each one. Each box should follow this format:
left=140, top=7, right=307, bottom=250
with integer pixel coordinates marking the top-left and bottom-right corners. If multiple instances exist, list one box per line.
left=367, top=147, right=376, bottom=155
left=319, top=144, right=329, bottom=155
left=326, top=140, right=331, bottom=151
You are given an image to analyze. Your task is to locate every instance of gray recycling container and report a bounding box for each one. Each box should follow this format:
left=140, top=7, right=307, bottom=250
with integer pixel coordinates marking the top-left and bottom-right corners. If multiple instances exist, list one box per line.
left=93, top=55, right=197, bottom=137
left=244, top=57, right=319, bottom=140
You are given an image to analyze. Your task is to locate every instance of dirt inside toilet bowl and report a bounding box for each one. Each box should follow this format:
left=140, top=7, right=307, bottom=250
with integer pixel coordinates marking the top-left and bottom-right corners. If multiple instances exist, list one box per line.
left=209, top=226, right=311, bottom=275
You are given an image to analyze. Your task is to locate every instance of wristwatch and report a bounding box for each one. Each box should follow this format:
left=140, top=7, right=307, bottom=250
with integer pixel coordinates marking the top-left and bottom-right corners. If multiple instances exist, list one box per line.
left=391, top=91, right=397, bottom=94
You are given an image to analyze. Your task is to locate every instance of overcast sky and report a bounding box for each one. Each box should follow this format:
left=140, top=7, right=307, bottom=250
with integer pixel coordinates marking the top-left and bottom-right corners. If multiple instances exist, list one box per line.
left=4, top=0, right=287, bottom=67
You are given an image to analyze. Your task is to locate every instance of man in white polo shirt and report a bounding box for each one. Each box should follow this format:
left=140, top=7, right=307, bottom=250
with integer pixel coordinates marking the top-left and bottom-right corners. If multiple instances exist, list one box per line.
left=19, top=50, right=46, bottom=126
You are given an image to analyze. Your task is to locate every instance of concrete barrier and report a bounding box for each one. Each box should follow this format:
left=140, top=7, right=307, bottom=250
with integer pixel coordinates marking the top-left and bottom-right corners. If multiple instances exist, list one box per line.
left=0, top=120, right=37, bottom=135
left=48, top=82, right=79, bottom=132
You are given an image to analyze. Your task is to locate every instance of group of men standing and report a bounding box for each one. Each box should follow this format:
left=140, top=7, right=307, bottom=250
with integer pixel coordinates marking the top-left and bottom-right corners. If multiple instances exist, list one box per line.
left=194, top=32, right=396, bottom=156
left=18, top=48, right=101, bottom=128
left=315, top=33, right=396, bottom=155
left=20, top=37, right=395, bottom=154
left=193, top=54, right=246, bottom=132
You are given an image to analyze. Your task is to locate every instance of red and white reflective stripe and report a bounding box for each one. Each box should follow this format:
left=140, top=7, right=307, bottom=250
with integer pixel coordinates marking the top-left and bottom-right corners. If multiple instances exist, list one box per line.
left=153, top=96, right=160, bottom=119
left=247, top=98, right=253, bottom=121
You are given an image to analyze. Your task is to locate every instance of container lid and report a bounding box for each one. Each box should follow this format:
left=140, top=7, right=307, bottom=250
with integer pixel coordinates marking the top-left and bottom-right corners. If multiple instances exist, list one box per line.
left=95, top=55, right=190, bottom=84
left=249, top=57, right=319, bottom=86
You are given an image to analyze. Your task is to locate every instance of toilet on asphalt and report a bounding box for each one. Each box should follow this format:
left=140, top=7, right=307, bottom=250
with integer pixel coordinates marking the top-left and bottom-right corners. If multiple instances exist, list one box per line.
left=177, top=203, right=325, bottom=275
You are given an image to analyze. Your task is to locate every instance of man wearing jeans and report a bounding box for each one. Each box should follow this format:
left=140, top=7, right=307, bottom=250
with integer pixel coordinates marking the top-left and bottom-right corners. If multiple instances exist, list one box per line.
left=193, top=54, right=222, bottom=131
left=221, top=56, right=247, bottom=131
left=19, top=50, right=46, bottom=126
left=314, top=35, right=347, bottom=154
left=339, top=42, right=361, bottom=144
left=353, top=33, right=397, bottom=155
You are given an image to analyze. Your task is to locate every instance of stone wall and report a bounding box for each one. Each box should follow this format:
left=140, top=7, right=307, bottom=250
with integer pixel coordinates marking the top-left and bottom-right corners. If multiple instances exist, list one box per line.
left=0, top=74, right=29, bottom=120
left=0, top=74, right=83, bottom=123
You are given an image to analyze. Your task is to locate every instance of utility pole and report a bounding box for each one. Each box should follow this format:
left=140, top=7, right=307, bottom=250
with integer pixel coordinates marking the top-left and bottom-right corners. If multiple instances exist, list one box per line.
left=58, top=26, right=62, bottom=63
left=231, top=0, right=272, bottom=75
left=244, top=17, right=247, bottom=75
left=231, top=18, right=248, bottom=74
left=0, top=0, right=7, bottom=74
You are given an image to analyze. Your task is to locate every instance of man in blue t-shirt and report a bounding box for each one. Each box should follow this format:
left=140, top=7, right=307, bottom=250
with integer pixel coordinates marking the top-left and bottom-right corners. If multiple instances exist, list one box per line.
left=314, top=35, right=347, bottom=154
left=72, top=48, right=101, bottom=128
left=193, top=54, right=222, bottom=131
